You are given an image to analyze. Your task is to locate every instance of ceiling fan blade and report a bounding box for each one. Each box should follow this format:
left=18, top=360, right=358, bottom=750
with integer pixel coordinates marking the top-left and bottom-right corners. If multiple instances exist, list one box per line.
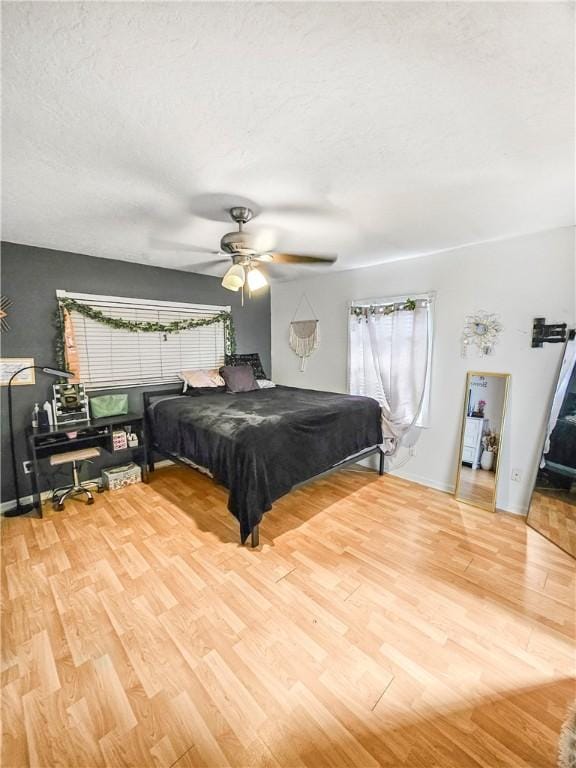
left=150, top=238, right=220, bottom=254
left=187, top=193, right=262, bottom=222
left=266, top=203, right=337, bottom=218
left=183, top=259, right=231, bottom=271
left=185, top=194, right=338, bottom=223
left=250, top=228, right=277, bottom=253
left=267, top=252, right=338, bottom=265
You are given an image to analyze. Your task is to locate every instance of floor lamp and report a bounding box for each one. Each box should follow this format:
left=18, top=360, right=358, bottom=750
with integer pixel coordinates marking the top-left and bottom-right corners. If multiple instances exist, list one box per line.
left=4, top=365, right=73, bottom=517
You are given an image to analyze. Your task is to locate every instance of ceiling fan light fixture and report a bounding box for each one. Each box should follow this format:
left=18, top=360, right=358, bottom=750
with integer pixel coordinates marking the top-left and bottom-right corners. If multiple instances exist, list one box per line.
left=246, top=266, right=268, bottom=292
left=221, top=264, right=245, bottom=292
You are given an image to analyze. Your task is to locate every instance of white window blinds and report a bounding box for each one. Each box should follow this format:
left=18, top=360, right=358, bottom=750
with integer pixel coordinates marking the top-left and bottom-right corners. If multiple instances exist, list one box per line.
left=59, top=291, right=229, bottom=389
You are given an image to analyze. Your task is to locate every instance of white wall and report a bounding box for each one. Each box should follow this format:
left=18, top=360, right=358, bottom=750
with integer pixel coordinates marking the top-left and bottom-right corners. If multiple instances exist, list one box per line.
left=271, top=227, right=575, bottom=514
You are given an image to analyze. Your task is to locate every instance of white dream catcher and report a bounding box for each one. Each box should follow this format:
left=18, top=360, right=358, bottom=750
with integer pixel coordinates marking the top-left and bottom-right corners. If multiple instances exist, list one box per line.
left=289, top=294, right=320, bottom=372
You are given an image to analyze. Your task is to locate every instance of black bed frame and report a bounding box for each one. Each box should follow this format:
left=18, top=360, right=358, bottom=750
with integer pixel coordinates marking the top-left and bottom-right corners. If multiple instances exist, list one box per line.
left=142, top=387, right=385, bottom=548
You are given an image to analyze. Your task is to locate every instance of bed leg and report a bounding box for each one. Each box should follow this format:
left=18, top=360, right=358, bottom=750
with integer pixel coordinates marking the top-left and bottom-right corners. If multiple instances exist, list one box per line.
left=250, top=525, right=260, bottom=548
left=378, top=448, right=385, bottom=476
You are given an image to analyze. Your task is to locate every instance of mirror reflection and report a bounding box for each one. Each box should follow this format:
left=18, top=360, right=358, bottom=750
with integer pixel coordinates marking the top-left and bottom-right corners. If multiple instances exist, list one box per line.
left=527, top=339, right=576, bottom=557
left=455, top=372, right=510, bottom=511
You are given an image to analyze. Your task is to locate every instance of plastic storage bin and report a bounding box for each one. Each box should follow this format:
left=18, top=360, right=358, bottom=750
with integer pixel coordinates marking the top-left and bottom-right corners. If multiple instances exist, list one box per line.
left=101, top=462, right=142, bottom=490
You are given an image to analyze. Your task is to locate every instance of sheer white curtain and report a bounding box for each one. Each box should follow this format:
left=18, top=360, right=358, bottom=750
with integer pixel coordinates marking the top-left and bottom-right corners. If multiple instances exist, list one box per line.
left=349, top=299, right=430, bottom=454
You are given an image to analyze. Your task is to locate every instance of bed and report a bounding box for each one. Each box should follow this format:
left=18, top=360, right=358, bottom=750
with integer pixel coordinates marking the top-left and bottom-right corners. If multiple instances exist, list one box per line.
left=143, top=385, right=384, bottom=546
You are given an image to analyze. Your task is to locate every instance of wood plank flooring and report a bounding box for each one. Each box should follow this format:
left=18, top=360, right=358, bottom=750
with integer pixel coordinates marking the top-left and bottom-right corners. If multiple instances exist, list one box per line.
left=527, top=489, right=576, bottom=558
left=458, top=466, right=496, bottom=508
left=2, top=466, right=575, bottom=767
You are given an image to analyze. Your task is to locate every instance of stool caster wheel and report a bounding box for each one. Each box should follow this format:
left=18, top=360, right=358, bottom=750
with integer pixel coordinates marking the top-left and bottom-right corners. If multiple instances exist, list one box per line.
left=87, top=497, right=95, bottom=505
left=53, top=502, right=64, bottom=512
left=97, top=486, right=104, bottom=494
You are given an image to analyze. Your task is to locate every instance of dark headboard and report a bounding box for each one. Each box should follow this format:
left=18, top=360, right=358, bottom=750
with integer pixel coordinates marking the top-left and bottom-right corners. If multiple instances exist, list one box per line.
left=142, top=386, right=183, bottom=413
left=142, top=386, right=183, bottom=451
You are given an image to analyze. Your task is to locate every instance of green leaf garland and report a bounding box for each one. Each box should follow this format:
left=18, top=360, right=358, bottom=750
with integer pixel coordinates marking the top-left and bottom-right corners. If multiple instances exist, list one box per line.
left=351, top=298, right=417, bottom=320
left=54, top=302, right=67, bottom=371
left=58, top=297, right=236, bottom=355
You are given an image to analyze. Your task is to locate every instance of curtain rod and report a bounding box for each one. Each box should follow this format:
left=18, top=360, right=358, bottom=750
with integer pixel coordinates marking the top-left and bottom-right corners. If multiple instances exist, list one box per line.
left=351, top=291, right=435, bottom=309
left=351, top=299, right=429, bottom=314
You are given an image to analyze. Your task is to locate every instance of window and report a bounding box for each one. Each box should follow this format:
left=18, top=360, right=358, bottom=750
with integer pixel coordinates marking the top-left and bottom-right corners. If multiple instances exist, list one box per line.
left=58, top=291, right=229, bottom=389
left=348, top=293, right=434, bottom=435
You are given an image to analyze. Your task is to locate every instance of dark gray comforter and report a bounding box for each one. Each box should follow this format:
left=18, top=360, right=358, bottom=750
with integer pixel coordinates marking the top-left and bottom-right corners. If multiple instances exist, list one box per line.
left=147, top=385, right=382, bottom=542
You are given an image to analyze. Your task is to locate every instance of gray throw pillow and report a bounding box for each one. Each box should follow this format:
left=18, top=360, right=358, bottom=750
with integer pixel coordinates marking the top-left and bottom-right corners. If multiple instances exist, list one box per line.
left=219, top=364, right=259, bottom=393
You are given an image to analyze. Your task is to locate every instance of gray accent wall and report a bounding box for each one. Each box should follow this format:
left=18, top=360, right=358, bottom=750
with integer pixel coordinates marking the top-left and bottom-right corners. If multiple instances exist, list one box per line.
left=0, top=241, right=271, bottom=502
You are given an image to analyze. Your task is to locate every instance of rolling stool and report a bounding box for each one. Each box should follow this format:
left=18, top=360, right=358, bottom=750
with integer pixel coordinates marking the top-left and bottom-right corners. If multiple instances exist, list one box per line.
left=50, top=447, right=103, bottom=511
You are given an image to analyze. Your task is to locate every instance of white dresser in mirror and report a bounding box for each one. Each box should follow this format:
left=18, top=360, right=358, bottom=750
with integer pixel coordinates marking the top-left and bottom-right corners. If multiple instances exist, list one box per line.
left=462, top=417, right=489, bottom=469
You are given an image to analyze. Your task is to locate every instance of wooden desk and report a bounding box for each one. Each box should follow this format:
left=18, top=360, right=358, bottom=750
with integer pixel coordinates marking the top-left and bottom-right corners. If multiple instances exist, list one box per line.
left=26, top=413, right=148, bottom=515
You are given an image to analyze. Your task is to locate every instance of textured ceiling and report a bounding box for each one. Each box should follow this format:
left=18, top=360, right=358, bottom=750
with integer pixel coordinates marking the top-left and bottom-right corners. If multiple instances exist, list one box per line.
left=2, top=2, right=574, bottom=280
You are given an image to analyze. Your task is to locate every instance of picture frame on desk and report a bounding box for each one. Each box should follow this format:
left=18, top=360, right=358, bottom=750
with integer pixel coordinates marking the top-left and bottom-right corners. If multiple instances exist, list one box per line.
left=0, top=358, right=35, bottom=385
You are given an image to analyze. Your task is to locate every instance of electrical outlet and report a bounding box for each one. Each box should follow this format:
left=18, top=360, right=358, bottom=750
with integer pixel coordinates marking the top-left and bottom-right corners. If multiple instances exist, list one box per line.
left=511, top=469, right=522, bottom=482
left=22, top=461, right=32, bottom=474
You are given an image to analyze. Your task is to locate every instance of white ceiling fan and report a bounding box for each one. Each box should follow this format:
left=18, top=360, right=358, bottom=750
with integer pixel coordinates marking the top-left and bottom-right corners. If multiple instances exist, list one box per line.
left=154, top=205, right=337, bottom=296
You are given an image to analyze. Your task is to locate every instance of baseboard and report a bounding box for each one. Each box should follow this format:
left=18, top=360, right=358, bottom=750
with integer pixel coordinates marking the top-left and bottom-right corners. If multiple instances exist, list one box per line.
left=391, top=468, right=455, bottom=495
left=390, top=468, right=527, bottom=517
left=1, top=460, right=176, bottom=514
left=1, top=490, right=51, bottom=513
left=498, top=504, right=528, bottom=517
left=1, top=460, right=527, bottom=518
left=2, top=493, right=32, bottom=513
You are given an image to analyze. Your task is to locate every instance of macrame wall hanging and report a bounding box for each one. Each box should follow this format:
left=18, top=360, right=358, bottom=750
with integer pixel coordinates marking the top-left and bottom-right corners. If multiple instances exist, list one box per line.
left=289, top=294, right=319, bottom=372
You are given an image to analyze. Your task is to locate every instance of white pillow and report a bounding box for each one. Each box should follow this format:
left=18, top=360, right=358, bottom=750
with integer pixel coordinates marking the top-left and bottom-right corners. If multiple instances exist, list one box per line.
left=257, top=379, right=276, bottom=389
left=179, top=368, right=225, bottom=392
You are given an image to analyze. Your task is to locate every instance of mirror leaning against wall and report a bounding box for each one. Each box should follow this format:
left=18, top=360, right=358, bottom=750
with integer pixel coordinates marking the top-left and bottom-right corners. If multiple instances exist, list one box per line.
left=526, top=337, right=576, bottom=558
left=455, top=372, right=511, bottom=512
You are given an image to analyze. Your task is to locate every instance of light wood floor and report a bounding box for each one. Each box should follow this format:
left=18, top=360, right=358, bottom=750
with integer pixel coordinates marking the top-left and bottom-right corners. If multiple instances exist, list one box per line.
left=458, top=466, right=496, bottom=508
left=527, top=489, right=576, bottom=558
left=2, top=466, right=575, bottom=768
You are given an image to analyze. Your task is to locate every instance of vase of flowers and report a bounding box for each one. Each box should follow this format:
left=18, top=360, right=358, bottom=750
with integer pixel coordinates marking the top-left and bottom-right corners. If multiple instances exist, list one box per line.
left=480, top=431, right=498, bottom=470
